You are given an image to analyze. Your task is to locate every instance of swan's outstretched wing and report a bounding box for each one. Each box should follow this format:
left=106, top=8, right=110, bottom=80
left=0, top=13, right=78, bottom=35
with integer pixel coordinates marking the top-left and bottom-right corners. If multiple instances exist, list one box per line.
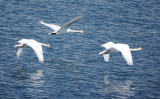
left=28, top=42, right=44, bottom=63
left=101, top=42, right=115, bottom=49
left=33, top=46, right=44, bottom=63
left=115, top=44, right=133, bottom=65
left=103, top=54, right=110, bottom=62
left=40, top=20, right=61, bottom=32
left=59, top=16, right=82, bottom=33
left=22, top=40, right=44, bottom=63
left=16, top=48, right=23, bottom=58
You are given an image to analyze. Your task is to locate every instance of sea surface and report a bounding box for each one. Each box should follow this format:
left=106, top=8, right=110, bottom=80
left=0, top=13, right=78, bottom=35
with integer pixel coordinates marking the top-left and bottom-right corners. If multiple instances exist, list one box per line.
left=0, top=0, right=160, bottom=98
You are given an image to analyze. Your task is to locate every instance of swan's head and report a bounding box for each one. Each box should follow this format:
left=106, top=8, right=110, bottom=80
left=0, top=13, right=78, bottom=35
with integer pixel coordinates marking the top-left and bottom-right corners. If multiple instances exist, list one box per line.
left=140, top=47, right=145, bottom=50
left=81, top=30, right=85, bottom=34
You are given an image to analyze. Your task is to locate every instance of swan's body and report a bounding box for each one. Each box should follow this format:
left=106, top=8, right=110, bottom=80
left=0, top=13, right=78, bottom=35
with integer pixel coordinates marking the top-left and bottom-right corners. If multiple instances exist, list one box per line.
left=99, top=42, right=144, bottom=65
left=14, top=39, right=51, bottom=63
left=40, top=16, right=84, bottom=35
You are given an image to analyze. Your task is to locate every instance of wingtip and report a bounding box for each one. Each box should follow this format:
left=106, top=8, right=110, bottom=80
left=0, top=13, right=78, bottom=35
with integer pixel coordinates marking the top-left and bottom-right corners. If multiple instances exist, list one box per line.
left=128, top=64, right=133, bottom=66
left=17, top=55, right=20, bottom=58
left=39, top=60, right=44, bottom=63
left=127, top=62, right=133, bottom=65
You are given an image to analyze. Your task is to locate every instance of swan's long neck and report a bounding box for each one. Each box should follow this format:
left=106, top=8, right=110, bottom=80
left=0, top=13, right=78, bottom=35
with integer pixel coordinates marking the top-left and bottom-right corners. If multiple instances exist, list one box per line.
left=130, top=47, right=143, bottom=51
left=67, top=29, right=84, bottom=33
left=40, top=43, right=51, bottom=48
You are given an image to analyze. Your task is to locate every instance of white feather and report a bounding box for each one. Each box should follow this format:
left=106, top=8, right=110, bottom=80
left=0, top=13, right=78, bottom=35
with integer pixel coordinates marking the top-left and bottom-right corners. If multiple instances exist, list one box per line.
left=115, top=44, right=133, bottom=65
left=39, top=20, right=60, bottom=32
left=99, top=42, right=140, bottom=65
left=16, top=48, right=23, bottom=58
left=15, top=39, right=50, bottom=63
left=40, top=16, right=83, bottom=34
left=103, top=54, right=110, bottom=62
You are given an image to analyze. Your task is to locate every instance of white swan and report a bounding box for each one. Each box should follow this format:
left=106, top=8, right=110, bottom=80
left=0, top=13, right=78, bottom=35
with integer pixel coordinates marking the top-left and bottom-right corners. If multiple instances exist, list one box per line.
left=14, top=39, right=51, bottom=63
left=40, top=16, right=84, bottom=35
left=99, top=42, right=144, bottom=65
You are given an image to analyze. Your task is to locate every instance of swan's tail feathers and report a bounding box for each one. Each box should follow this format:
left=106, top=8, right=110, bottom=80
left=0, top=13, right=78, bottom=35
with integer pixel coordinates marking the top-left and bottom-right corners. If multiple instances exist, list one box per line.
left=39, top=20, right=44, bottom=24
left=99, top=52, right=103, bottom=55
left=14, top=45, right=17, bottom=47
left=99, top=50, right=106, bottom=55
left=14, top=44, right=24, bottom=48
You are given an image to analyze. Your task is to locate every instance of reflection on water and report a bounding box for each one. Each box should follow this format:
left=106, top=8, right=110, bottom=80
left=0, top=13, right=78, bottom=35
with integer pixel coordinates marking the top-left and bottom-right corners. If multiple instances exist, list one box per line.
left=101, top=75, right=135, bottom=98
left=104, top=75, right=110, bottom=85
left=114, top=80, right=135, bottom=98
left=30, top=70, right=43, bottom=80
left=28, top=69, right=44, bottom=93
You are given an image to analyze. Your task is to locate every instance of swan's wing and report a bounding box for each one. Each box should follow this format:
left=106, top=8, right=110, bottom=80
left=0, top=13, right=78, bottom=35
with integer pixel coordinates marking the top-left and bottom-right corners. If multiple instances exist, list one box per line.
left=59, top=16, right=82, bottom=33
left=115, top=44, right=133, bottom=65
left=16, top=48, right=23, bottom=58
left=103, top=54, right=110, bottom=62
left=101, top=42, right=115, bottom=49
left=40, top=20, right=61, bottom=32
left=25, top=40, right=44, bottom=63
left=33, top=46, right=44, bottom=63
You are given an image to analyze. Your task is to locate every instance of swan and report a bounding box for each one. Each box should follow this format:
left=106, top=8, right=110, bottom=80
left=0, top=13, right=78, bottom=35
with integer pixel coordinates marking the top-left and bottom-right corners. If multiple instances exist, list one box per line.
left=40, top=16, right=84, bottom=35
left=99, top=42, right=144, bottom=65
left=14, top=39, right=51, bottom=63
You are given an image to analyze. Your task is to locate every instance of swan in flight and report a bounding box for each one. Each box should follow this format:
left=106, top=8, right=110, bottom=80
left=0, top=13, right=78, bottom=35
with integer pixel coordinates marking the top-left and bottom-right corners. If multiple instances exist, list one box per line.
left=14, top=39, right=51, bottom=63
left=99, top=42, right=144, bottom=65
left=40, top=16, right=84, bottom=35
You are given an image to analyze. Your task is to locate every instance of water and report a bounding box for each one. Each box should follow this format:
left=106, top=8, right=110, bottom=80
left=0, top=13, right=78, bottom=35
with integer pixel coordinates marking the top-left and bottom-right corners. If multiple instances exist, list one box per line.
left=0, top=0, right=160, bottom=98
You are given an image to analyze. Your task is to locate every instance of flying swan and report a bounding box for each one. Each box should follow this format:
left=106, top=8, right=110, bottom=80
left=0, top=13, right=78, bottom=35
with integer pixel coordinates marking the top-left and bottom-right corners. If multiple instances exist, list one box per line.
left=14, top=39, right=51, bottom=63
left=40, top=16, right=84, bottom=35
left=99, top=42, right=145, bottom=65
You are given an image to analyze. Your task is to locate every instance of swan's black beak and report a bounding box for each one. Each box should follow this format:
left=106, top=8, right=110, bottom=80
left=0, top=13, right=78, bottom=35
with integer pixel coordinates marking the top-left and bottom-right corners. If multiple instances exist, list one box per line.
left=50, top=44, right=52, bottom=48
